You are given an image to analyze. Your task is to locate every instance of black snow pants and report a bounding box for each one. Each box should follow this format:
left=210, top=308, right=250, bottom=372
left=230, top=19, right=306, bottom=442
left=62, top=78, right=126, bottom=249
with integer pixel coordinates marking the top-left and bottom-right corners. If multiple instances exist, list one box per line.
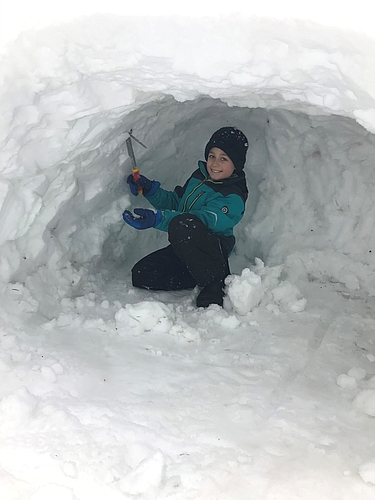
left=131, top=214, right=234, bottom=291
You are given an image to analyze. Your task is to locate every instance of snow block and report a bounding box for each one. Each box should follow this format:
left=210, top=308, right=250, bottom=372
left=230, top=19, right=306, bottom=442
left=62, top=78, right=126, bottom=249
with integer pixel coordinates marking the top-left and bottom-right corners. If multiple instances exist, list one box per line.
left=115, top=301, right=174, bottom=336
left=353, top=389, right=375, bottom=416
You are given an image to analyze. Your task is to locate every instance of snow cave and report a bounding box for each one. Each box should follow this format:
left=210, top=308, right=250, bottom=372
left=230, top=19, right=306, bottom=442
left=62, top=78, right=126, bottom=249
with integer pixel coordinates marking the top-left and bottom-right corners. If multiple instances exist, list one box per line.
left=2, top=16, right=375, bottom=307
left=2, top=11, right=375, bottom=500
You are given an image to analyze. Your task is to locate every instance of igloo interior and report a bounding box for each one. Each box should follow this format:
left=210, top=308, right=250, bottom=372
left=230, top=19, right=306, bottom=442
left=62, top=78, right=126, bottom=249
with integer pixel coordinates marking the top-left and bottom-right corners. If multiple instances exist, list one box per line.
left=2, top=10, right=375, bottom=500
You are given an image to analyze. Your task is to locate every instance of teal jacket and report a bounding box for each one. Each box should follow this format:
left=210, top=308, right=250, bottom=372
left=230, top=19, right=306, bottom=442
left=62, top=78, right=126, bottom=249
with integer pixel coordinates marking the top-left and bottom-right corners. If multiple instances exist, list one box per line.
left=146, top=161, right=248, bottom=237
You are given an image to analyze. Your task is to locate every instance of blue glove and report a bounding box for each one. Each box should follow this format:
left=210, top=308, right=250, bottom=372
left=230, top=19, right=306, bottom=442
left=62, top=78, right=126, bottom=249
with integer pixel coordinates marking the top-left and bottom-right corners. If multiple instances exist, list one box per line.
left=122, top=208, right=162, bottom=230
left=126, top=174, right=160, bottom=196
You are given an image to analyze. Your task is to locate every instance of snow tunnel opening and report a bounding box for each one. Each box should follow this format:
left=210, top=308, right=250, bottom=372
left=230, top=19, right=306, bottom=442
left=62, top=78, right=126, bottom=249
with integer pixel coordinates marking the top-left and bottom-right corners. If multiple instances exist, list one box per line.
left=3, top=91, right=375, bottom=323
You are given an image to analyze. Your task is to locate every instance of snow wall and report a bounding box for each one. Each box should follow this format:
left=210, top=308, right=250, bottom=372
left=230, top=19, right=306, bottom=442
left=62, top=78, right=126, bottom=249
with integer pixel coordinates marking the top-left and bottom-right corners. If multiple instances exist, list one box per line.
left=2, top=14, right=375, bottom=316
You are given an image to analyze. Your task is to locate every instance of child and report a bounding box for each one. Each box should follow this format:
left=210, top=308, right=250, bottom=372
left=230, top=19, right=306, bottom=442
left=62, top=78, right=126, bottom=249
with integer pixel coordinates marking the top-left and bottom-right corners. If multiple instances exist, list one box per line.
left=123, top=127, right=248, bottom=308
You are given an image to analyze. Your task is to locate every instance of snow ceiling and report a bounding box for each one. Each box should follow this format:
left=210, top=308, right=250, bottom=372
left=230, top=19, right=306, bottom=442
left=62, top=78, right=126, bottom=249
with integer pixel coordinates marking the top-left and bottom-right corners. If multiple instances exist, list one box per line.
left=1, top=5, right=375, bottom=300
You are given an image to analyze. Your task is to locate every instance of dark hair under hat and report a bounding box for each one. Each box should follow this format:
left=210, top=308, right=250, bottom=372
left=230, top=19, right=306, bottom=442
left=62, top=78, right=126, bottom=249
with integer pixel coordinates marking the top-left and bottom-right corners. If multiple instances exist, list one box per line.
left=204, top=127, right=248, bottom=172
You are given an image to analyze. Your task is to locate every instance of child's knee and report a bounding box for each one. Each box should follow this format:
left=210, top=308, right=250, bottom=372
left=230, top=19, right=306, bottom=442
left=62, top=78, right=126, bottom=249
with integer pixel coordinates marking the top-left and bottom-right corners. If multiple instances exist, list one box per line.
left=131, top=261, right=144, bottom=288
left=168, top=214, right=203, bottom=244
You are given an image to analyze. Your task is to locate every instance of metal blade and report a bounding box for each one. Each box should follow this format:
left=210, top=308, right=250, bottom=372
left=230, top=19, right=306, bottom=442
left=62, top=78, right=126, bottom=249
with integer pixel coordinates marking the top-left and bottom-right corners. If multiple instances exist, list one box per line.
left=129, top=130, right=148, bottom=149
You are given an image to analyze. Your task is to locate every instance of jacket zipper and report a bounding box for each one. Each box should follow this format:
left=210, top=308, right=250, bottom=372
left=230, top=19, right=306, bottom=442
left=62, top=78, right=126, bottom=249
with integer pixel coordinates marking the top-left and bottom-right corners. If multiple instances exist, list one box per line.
left=188, top=191, right=203, bottom=210
left=182, top=175, right=223, bottom=211
left=182, top=180, right=205, bottom=211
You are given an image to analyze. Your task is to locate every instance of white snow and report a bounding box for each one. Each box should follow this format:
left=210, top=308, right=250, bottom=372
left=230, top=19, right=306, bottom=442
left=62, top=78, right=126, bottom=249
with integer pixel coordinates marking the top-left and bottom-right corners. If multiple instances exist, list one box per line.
left=354, top=390, right=375, bottom=417
left=1, top=3, right=375, bottom=499
left=360, top=459, right=375, bottom=485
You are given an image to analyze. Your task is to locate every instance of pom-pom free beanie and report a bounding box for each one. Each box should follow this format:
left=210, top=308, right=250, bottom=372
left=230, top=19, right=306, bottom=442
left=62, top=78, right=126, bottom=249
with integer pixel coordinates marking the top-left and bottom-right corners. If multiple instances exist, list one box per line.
left=204, top=127, right=248, bottom=172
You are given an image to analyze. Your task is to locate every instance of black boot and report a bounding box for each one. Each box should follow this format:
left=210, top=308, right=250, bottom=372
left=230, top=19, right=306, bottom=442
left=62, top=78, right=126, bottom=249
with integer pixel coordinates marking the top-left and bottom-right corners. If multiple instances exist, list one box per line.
left=196, top=281, right=225, bottom=308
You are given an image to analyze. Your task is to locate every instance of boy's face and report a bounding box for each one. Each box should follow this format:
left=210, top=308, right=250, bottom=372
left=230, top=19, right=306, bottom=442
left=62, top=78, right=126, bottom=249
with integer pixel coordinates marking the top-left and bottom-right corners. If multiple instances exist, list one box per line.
left=206, top=147, right=236, bottom=180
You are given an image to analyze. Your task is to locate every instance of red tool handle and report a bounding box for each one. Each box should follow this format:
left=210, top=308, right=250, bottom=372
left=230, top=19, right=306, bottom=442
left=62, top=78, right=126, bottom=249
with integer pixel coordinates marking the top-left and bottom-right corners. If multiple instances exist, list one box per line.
left=132, top=167, right=143, bottom=195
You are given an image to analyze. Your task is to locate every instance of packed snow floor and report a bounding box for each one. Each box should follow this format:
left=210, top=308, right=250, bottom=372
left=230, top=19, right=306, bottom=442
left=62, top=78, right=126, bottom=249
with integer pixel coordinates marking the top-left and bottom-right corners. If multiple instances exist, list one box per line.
left=2, top=263, right=375, bottom=500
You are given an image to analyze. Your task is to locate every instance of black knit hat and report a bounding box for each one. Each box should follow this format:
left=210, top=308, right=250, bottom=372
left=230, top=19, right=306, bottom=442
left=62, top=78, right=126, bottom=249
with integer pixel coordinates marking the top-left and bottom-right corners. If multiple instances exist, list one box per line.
left=204, top=127, right=248, bottom=172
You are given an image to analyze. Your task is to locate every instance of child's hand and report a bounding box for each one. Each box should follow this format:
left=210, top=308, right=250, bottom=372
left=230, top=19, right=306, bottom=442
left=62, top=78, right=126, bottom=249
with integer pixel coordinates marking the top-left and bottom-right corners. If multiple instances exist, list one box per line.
left=126, top=174, right=160, bottom=196
left=122, top=208, right=162, bottom=230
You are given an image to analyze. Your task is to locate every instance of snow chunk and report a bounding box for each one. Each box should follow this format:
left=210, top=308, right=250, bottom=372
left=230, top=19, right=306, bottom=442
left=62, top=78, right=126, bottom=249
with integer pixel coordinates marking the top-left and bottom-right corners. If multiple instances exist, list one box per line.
left=199, top=307, right=242, bottom=329
left=51, top=363, right=64, bottom=375
left=348, top=367, right=367, bottom=380
left=169, top=323, right=201, bottom=343
left=40, top=366, right=57, bottom=383
left=338, top=368, right=366, bottom=389
left=337, top=374, right=358, bottom=390
left=115, top=301, right=174, bottom=336
left=118, top=450, right=166, bottom=496
left=359, top=459, right=375, bottom=485
left=226, top=268, right=265, bottom=315
left=226, top=259, right=306, bottom=315
left=353, top=389, right=375, bottom=416
left=271, top=281, right=307, bottom=312
left=217, top=314, right=241, bottom=329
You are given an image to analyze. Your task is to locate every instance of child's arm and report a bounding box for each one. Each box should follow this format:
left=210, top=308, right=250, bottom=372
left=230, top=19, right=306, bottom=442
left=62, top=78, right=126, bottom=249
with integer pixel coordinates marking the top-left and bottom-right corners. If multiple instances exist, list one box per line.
left=145, top=185, right=181, bottom=211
